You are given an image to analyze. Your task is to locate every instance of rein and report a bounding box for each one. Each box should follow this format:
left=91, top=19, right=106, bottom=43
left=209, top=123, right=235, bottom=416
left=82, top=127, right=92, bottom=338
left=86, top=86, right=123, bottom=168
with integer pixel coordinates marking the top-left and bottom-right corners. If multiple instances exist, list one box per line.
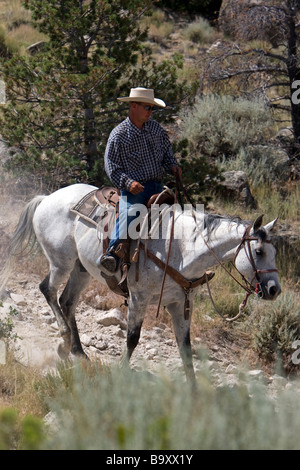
left=175, top=176, right=278, bottom=322
left=155, top=187, right=178, bottom=318
left=133, top=177, right=278, bottom=323
left=139, top=241, right=206, bottom=320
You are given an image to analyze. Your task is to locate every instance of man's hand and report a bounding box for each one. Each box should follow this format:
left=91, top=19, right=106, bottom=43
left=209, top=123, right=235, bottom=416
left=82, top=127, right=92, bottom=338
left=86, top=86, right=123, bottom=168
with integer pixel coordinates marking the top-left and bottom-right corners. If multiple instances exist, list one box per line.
left=171, top=165, right=182, bottom=179
left=129, top=181, right=144, bottom=195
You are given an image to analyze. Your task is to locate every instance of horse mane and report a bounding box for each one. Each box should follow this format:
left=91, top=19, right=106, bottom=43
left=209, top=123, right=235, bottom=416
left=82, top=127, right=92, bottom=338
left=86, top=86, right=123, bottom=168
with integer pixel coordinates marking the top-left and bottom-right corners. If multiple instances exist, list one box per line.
left=203, top=213, right=249, bottom=239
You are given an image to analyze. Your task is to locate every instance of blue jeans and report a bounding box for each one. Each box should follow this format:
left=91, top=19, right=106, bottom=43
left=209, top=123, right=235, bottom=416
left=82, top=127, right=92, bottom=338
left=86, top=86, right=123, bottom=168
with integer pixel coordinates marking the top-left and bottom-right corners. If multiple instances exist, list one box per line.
left=108, top=180, right=163, bottom=251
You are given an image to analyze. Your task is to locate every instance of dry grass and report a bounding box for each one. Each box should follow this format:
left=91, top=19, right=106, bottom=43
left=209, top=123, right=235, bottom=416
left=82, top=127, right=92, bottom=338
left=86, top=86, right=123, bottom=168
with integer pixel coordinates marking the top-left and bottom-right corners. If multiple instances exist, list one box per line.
left=0, top=351, right=45, bottom=417
left=0, top=0, right=47, bottom=53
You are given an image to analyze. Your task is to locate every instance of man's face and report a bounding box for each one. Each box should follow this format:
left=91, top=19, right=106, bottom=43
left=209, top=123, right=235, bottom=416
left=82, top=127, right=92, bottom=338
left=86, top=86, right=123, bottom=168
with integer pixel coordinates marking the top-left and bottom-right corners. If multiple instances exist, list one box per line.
left=131, top=102, right=154, bottom=126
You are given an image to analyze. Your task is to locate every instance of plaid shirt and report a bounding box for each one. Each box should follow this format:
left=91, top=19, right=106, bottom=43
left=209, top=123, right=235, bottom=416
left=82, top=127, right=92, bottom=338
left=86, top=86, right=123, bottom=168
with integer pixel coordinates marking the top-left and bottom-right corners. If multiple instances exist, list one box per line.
left=104, top=117, right=178, bottom=191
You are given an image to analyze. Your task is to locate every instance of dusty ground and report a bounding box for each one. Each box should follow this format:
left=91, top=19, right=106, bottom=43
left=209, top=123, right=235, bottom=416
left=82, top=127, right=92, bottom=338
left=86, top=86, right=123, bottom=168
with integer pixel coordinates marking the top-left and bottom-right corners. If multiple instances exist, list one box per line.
left=0, top=193, right=248, bottom=388
left=0, top=195, right=192, bottom=374
left=0, top=193, right=297, bottom=397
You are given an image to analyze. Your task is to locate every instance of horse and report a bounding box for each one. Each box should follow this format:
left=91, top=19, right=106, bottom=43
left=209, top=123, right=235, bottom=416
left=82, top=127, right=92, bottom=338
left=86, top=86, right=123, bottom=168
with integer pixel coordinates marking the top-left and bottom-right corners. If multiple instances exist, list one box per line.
left=0, top=183, right=281, bottom=382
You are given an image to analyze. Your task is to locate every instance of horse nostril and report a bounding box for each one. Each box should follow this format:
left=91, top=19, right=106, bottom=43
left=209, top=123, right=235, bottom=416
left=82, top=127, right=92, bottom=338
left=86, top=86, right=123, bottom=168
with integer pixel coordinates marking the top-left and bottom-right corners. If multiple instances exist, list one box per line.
left=269, top=285, right=278, bottom=298
left=266, top=280, right=281, bottom=299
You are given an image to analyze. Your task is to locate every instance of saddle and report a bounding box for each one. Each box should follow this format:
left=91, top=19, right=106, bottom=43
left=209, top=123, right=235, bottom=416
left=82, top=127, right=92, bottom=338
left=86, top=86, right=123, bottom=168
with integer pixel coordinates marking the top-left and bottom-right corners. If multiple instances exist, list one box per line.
left=96, top=186, right=175, bottom=301
left=72, top=186, right=175, bottom=301
left=72, top=185, right=214, bottom=318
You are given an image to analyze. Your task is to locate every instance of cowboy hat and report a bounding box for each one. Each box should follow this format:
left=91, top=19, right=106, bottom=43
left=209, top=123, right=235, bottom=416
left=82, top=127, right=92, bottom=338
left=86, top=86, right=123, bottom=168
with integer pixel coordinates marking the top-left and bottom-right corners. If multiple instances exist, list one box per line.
left=117, top=87, right=166, bottom=108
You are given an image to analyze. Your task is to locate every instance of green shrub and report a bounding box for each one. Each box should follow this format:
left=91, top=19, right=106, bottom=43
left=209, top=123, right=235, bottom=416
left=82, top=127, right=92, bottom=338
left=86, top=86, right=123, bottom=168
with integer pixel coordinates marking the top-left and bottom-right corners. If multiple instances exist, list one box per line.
left=0, top=408, right=44, bottom=450
left=0, top=303, right=20, bottom=345
left=253, top=291, right=300, bottom=372
left=183, top=17, right=216, bottom=44
left=219, top=146, right=280, bottom=186
left=180, top=94, right=272, bottom=159
left=40, top=361, right=300, bottom=450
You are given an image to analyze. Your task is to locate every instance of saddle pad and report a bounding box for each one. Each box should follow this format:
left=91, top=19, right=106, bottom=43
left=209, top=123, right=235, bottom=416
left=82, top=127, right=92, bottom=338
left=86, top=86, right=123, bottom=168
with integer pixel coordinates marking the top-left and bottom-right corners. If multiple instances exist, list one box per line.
left=70, top=189, right=100, bottom=226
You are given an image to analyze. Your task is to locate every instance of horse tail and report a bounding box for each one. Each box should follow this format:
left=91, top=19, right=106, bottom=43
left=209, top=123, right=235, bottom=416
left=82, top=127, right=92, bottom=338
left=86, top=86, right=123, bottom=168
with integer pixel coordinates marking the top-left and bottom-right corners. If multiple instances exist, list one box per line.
left=0, top=195, right=45, bottom=292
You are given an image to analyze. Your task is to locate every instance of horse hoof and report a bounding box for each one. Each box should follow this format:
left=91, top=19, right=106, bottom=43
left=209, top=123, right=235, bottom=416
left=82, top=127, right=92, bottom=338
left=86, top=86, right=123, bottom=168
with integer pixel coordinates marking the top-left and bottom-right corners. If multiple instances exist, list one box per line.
left=57, top=342, right=70, bottom=360
left=70, top=347, right=89, bottom=361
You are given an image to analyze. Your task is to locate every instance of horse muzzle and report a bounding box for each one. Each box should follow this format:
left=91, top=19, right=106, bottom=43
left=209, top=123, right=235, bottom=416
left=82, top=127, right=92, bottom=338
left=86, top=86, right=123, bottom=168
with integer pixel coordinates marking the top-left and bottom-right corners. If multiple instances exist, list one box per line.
left=257, top=279, right=281, bottom=300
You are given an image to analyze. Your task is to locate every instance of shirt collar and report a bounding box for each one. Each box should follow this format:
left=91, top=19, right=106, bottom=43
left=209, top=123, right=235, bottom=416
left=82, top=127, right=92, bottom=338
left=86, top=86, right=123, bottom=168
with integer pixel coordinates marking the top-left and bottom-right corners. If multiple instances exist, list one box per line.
left=127, top=116, right=151, bottom=134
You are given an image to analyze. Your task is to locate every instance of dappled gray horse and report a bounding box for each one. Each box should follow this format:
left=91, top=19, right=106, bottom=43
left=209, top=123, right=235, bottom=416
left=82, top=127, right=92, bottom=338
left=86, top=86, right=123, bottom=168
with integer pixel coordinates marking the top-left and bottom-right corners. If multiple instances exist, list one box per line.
left=0, top=183, right=281, bottom=381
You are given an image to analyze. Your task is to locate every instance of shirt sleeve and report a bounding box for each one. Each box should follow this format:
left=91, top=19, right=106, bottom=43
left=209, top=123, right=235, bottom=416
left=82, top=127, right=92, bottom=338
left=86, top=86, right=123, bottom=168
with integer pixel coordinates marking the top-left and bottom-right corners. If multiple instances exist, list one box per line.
left=161, top=128, right=178, bottom=173
left=104, top=137, right=134, bottom=191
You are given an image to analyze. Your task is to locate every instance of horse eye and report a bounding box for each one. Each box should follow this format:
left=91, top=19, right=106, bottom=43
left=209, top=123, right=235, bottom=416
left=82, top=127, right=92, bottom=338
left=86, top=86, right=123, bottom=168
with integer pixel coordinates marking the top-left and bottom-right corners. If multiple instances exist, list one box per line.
left=255, top=249, right=263, bottom=256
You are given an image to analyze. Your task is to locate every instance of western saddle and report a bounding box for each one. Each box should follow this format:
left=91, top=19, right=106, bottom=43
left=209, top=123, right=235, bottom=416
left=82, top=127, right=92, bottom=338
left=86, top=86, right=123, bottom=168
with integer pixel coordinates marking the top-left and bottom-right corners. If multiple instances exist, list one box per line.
left=93, top=186, right=213, bottom=317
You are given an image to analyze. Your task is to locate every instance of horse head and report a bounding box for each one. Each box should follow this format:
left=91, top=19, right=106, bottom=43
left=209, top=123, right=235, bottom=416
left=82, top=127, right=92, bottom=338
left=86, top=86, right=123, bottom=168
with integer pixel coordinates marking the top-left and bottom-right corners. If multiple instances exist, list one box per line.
left=234, top=215, right=281, bottom=300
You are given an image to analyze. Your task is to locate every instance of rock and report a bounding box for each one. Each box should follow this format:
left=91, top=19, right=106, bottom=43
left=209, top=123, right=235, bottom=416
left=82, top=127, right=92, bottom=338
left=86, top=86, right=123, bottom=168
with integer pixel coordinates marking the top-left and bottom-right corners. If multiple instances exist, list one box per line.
left=0, top=288, right=10, bottom=300
left=10, top=293, right=27, bottom=306
left=220, top=170, right=257, bottom=208
left=95, top=341, right=108, bottom=351
left=26, top=41, right=46, bottom=55
left=81, top=333, right=93, bottom=347
left=225, top=364, right=237, bottom=374
left=146, top=348, right=158, bottom=360
left=270, top=374, right=287, bottom=388
left=96, top=308, right=127, bottom=330
left=44, top=411, right=60, bottom=433
left=248, top=369, right=264, bottom=378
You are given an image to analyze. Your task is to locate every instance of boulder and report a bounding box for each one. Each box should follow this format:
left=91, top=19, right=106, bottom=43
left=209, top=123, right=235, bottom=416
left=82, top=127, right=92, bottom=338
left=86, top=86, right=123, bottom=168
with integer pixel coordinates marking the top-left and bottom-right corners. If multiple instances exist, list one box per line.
left=26, top=41, right=46, bottom=55
left=96, top=308, right=127, bottom=330
left=219, top=170, right=257, bottom=208
left=218, top=0, right=288, bottom=46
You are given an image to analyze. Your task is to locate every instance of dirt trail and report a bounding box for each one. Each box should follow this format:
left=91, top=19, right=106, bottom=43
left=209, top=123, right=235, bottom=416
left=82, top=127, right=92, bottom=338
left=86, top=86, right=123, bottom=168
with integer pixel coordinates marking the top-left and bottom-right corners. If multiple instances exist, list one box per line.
left=0, top=196, right=296, bottom=397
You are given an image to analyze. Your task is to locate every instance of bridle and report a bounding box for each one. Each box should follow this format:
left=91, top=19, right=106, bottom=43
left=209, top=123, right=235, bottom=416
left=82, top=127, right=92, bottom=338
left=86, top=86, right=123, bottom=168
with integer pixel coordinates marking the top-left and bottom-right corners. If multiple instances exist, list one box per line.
left=202, top=223, right=278, bottom=322
left=175, top=175, right=278, bottom=321
left=233, top=225, right=278, bottom=297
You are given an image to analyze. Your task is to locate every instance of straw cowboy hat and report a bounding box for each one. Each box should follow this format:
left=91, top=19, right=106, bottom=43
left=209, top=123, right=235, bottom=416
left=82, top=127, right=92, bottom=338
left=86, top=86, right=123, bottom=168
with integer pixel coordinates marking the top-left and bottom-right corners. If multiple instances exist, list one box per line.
left=117, top=87, right=166, bottom=108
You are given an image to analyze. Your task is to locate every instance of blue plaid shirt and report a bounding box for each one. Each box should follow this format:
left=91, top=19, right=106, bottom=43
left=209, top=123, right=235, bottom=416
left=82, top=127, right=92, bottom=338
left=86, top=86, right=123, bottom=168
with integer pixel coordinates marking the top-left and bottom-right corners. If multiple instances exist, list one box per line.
left=104, top=117, right=178, bottom=191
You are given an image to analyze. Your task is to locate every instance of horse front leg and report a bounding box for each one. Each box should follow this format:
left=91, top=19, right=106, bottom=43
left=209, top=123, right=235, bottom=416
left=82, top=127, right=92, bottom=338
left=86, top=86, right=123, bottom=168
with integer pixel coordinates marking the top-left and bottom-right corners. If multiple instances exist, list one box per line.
left=167, top=300, right=196, bottom=384
left=122, top=293, right=147, bottom=366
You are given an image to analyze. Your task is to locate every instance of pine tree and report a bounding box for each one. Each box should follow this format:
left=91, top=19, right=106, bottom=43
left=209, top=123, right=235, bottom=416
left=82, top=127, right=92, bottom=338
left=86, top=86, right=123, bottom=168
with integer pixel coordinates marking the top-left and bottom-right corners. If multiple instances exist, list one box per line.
left=0, top=0, right=189, bottom=188
left=213, top=0, right=300, bottom=159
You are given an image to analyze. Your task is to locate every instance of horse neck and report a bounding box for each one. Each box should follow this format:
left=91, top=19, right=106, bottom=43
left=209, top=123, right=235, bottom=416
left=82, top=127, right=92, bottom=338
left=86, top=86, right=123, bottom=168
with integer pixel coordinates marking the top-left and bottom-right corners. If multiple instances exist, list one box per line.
left=180, top=214, right=248, bottom=273
left=206, top=220, right=248, bottom=261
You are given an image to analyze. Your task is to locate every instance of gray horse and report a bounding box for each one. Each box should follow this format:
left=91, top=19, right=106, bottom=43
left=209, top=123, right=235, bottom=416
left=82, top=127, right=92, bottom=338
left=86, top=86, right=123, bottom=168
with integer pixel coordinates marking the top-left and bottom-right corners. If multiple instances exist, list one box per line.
left=0, top=183, right=281, bottom=381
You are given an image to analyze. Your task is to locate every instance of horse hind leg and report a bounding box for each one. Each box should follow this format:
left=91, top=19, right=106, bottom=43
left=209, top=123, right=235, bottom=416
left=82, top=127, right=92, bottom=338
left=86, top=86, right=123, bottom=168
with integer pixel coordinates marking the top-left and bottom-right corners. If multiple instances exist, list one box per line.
left=59, top=260, right=91, bottom=358
left=39, top=271, right=72, bottom=359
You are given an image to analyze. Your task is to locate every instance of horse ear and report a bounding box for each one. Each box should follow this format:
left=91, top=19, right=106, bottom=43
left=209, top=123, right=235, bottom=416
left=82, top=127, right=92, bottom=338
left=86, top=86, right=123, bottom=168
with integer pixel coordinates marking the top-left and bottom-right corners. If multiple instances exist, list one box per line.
left=252, top=214, right=264, bottom=233
left=264, top=217, right=278, bottom=233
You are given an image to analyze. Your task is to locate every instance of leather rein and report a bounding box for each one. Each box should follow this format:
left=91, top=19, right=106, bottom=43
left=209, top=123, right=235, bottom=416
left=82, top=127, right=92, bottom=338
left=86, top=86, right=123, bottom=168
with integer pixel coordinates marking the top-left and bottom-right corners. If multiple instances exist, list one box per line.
left=202, top=224, right=278, bottom=322
left=136, top=177, right=278, bottom=322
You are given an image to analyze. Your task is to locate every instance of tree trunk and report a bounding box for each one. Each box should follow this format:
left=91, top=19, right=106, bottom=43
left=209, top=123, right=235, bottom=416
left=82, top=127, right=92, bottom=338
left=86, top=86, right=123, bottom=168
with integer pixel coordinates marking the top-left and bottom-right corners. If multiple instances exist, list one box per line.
left=80, top=49, right=99, bottom=174
left=287, top=1, right=300, bottom=156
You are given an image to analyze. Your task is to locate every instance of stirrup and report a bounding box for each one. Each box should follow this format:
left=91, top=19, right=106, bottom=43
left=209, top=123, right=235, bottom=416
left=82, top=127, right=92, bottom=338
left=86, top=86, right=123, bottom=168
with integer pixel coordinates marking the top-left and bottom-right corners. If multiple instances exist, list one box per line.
left=98, top=252, right=118, bottom=273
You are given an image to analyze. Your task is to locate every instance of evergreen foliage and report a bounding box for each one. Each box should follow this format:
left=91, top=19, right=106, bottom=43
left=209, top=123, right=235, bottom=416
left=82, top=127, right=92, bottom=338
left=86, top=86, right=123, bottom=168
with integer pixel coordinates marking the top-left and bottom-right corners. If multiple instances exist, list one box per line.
left=0, top=0, right=190, bottom=189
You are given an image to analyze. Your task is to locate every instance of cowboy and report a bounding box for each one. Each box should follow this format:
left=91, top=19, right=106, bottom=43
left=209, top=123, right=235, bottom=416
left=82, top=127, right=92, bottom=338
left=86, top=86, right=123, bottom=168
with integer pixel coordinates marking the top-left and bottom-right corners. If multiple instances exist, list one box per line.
left=98, top=87, right=182, bottom=273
